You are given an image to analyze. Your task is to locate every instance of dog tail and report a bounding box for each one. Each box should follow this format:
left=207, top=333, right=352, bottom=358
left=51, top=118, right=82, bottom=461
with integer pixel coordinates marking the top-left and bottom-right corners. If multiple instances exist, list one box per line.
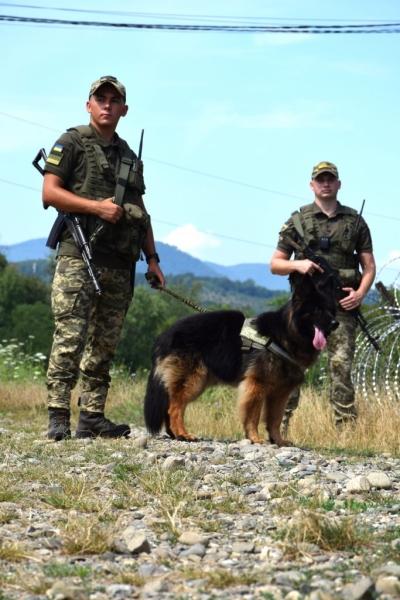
left=144, top=369, right=170, bottom=436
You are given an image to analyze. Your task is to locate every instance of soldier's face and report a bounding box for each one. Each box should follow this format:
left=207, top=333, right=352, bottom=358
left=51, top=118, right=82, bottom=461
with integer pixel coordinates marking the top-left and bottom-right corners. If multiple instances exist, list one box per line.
left=310, top=173, right=341, bottom=201
left=86, top=84, right=128, bottom=129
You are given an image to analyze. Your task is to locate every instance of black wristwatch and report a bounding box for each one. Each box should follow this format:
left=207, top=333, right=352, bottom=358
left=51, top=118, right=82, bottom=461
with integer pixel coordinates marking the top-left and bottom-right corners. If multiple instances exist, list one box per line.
left=145, top=253, right=160, bottom=264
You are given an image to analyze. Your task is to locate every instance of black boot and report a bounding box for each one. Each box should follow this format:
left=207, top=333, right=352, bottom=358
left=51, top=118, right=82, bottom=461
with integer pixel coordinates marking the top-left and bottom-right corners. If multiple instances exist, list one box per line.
left=281, top=412, right=292, bottom=437
left=48, top=408, right=71, bottom=441
left=76, top=412, right=131, bottom=439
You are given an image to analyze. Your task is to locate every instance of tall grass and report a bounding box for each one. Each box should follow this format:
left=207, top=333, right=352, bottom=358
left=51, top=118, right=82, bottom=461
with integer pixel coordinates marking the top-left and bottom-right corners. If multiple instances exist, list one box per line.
left=0, top=341, right=398, bottom=455
left=0, top=378, right=398, bottom=456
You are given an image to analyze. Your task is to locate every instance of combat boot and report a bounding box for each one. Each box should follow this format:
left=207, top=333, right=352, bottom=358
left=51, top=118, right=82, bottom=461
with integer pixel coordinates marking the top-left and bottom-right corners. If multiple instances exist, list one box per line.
left=280, top=412, right=292, bottom=437
left=48, top=408, right=71, bottom=441
left=75, top=412, right=131, bottom=439
left=335, top=414, right=357, bottom=431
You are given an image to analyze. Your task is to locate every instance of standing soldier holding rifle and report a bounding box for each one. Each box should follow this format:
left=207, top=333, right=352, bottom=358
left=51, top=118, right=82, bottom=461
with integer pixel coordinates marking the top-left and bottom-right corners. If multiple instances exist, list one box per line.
left=270, top=161, right=376, bottom=430
left=42, top=75, right=164, bottom=441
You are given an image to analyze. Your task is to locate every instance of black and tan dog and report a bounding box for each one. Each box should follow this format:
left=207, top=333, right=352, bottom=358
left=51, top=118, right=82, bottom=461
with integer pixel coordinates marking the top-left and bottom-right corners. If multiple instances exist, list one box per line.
left=144, top=275, right=338, bottom=446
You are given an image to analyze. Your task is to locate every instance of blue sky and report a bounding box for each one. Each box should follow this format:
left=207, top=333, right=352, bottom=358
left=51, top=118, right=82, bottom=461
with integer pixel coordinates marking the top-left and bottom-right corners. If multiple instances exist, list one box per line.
left=1, top=0, right=400, bottom=287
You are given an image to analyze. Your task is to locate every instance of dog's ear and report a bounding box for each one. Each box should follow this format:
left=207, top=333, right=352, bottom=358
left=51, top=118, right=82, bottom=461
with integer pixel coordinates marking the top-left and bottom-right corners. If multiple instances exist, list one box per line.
left=292, top=274, right=316, bottom=303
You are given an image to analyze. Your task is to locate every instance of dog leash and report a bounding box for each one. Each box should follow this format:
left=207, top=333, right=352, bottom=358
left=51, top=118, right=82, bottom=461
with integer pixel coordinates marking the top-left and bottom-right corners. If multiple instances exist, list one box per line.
left=145, top=272, right=299, bottom=365
left=145, top=272, right=210, bottom=313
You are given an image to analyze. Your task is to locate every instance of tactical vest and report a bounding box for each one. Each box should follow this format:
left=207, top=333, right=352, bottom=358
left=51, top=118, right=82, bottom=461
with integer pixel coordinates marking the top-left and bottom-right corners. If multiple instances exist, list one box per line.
left=290, top=203, right=362, bottom=289
left=65, top=125, right=149, bottom=262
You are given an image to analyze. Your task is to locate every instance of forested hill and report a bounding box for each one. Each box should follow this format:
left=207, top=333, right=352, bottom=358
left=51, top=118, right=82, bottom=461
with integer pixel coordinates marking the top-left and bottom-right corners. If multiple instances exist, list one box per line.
left=158, top=273, right=286, bottom=314
left=1, top=238, right=289, bottom=291
left=14, top=259, right=287, bottom=315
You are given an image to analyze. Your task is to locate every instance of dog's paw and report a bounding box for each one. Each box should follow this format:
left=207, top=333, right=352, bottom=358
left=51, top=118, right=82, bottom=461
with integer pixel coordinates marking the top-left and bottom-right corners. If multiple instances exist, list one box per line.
left=276, top=439, right=294, bottom=447
left=177, top=433, right=198, bottom=442
left=248, top=437, right=265, bottom=445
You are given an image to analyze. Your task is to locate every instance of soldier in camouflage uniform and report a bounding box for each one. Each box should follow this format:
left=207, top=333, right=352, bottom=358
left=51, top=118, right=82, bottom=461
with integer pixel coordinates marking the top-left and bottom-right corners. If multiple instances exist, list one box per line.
left=43, top=76, right=165, bottom=440
left=270, top=161, right=376, bottom=428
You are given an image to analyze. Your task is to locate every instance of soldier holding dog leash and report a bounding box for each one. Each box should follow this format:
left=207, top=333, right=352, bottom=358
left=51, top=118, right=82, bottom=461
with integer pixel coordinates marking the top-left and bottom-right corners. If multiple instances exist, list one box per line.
left=41, top=76, right=164, bottom=441
left=270, top=161, right=376, bottom=429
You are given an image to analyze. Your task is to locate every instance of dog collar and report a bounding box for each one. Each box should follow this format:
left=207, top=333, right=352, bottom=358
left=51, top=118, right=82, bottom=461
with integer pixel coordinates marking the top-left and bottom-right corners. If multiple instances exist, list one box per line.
left=240, top=319, right=298, bottom=366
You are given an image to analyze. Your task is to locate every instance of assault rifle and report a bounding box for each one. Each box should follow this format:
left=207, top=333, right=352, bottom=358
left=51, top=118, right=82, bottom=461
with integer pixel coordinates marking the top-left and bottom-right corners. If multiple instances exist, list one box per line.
left=32, top=148, right=102, bottom=296
left=280, top=221, right=381, bottom=353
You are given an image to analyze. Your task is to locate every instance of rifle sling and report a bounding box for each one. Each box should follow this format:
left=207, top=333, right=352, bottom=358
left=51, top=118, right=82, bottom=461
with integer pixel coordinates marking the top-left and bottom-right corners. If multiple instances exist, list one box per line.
left=291, top=211, right=306, bottom=239
left=114, top=149, right=134, bottom=206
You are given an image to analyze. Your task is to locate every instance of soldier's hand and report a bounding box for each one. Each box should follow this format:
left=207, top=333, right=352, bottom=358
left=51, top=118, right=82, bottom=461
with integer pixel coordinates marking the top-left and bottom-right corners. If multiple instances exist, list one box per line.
left=96, top=197, right=123, bottom=224
left=296, top=260, right=324, bottom=276
left=340, top=287, right=363, bottom=310
left=146, top=265, right=165, bottom=288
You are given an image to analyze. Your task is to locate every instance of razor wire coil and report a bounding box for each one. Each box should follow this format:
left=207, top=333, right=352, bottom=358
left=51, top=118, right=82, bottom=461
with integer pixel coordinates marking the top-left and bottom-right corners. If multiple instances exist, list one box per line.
left=352, top=257, right=400, bottom=404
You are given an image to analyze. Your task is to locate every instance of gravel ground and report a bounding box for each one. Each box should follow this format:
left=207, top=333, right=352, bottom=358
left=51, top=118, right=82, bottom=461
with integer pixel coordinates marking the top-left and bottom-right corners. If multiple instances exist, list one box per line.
left=1, top=424, right=400, bottom=600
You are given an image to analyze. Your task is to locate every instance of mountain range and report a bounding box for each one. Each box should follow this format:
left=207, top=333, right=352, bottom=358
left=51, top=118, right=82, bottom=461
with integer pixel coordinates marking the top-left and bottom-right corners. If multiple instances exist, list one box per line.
left=0, top=238, right=289, bottom=291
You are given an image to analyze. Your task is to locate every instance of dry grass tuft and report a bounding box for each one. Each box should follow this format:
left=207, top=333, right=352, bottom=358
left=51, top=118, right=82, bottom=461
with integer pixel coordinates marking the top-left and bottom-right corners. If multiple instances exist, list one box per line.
left=0, top=540, right=31, bottom=562
left=282, top=508, right=366, bottom=554
left=287, top=386, right=400, bottom=454
left=60, top=514, right=116, bottom=555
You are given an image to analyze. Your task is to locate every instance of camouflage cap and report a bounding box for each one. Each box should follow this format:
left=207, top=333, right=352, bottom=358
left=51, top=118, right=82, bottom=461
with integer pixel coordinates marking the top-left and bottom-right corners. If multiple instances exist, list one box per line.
left=311, top=161, right=339, bottom=180
left=89, top=76, right=126, bottom=101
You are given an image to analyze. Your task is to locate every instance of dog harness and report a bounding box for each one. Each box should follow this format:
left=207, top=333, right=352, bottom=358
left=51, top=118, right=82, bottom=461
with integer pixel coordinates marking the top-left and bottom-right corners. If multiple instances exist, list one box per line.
left=240, top=319, right=298, bottom=366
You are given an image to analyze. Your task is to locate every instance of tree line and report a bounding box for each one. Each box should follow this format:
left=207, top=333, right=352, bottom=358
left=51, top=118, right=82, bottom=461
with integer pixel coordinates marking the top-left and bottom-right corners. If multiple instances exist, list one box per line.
left=0, top=254, right=284, bottom=374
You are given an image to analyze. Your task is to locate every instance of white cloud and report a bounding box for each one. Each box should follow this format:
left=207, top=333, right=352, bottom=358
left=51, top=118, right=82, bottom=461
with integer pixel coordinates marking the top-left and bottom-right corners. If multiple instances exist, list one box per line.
left=388, top=250, right=400, bottom=260
left=162, top=224, right=220, bottom=257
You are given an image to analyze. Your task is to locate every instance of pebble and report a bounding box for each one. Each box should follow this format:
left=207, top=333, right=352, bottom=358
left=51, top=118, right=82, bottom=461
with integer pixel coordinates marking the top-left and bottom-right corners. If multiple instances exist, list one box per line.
left=1, top=427, right=400, bottom=600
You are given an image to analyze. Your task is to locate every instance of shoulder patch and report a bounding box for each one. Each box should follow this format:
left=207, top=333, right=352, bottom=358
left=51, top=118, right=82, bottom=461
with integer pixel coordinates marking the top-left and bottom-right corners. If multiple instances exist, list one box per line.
left=46, top=143, right=64, bottom=166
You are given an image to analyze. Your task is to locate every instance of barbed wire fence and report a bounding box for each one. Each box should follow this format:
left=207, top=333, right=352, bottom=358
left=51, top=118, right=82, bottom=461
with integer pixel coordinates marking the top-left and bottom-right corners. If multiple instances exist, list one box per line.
left=352, top=258, right=400, bottom=404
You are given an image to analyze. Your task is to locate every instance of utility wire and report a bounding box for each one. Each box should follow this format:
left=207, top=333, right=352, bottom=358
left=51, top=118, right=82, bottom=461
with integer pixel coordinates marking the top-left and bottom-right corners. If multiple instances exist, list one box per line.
left=1, top=14, right=400, bottom=33
left=0, top=178, right=276, bottom=250
left=0, top=4, right=395, bottom=24
left=0, top=110, right=398, bottom=222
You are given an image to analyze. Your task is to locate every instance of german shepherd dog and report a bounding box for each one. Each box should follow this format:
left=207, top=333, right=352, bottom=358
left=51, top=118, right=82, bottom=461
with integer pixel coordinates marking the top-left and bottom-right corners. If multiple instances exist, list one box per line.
left=144, top=275, right=338, bottom=446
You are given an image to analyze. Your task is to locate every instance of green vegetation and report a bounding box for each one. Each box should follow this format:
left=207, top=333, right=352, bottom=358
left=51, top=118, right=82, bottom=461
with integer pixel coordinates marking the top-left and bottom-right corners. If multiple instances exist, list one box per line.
left=164, top=272, right=283, bottom=313
left=1, top=251, right=392, bottom=388
left=0, top=252, right=286, bottom=375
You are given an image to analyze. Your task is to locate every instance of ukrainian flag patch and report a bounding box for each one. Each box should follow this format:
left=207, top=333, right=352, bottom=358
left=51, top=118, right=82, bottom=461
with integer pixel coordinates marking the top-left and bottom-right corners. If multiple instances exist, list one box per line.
left=47, top=143, right=64, bottom=166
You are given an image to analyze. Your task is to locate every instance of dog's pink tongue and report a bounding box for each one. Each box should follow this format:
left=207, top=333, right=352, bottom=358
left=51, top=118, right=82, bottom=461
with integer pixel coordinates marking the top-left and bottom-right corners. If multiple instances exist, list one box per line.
left=313, top=327, right=327, bottom=351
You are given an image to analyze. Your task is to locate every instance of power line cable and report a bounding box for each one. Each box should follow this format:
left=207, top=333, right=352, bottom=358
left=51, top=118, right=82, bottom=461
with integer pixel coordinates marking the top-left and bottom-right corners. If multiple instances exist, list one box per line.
left=145, top=158, right=308, bottom=202
left=0, top=110, right=398, bottom=222
left=0, top=4, right=395, bottom=24
left=0, top=178, right=276, bottom=250
left=1, top=14, right=400, bottom=33
left=0, top=110, right=308, bottom=202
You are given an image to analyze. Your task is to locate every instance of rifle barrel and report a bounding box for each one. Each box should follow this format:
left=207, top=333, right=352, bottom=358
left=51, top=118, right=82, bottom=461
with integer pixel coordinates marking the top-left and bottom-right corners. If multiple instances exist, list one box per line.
left=138, top=129, right=144, bottom=160
left=355, top=199, right=365, bottom=231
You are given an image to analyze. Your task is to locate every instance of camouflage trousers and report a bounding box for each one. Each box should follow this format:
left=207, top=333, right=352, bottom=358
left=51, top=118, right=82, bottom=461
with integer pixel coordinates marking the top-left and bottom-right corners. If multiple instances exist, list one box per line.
left=46, top=257, right=133, bottom=412
left=283, top=307, right=358, bottom=428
